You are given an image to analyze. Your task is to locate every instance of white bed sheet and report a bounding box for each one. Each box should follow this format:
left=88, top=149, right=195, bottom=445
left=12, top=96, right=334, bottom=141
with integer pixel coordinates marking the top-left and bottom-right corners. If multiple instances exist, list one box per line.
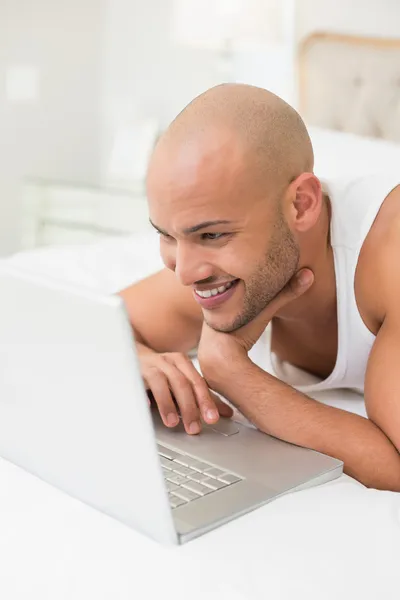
left=2, top=127, right=400, bottom=599
left=0, top=452, right=399, bottom=600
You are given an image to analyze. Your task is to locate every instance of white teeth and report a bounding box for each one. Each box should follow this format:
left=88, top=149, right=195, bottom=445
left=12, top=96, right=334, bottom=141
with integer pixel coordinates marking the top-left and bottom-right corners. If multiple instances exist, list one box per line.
left=196, top=281, right=235, bottom=298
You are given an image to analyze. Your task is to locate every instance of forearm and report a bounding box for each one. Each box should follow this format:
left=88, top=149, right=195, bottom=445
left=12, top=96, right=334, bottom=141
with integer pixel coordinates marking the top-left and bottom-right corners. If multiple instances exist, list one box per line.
left=210, top=359, right=400, bottom=491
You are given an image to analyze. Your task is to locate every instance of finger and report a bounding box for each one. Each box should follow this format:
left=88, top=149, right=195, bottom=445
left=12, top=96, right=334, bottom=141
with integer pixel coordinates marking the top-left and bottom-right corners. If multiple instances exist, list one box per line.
left=143, top=370, right=180, bottom=428
left=169, top=354, right=221, bottom=424
left=209, top=392, right=234, bottom=418
left=161, top=363, right=202, bottom=435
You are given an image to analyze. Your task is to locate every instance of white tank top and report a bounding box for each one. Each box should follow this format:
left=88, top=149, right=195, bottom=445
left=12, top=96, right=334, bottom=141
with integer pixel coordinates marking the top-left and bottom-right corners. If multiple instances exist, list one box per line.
left=248, top=173, right=400, bottom=395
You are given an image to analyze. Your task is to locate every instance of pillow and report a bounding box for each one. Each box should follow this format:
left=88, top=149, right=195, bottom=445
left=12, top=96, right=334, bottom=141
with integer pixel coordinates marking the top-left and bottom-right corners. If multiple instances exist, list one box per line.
left=5, top=230, right=163, bottom=294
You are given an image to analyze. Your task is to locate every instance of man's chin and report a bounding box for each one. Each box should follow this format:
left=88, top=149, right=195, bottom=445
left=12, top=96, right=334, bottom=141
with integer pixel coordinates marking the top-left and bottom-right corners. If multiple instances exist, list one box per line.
left=205, top=301, right=277, bottom=332
left=204, top=313, right=248, bottom=334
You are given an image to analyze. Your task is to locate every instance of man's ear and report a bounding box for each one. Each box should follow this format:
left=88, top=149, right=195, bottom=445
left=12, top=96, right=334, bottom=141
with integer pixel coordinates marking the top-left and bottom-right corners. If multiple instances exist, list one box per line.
left=287, top=173, right=322, bottom=232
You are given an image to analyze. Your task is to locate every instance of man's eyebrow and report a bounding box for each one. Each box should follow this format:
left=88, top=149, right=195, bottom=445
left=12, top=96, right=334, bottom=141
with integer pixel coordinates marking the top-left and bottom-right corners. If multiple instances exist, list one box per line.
left=149, top=219, right=233, bottom=236
left=182, top=220, right=233, bottom=234
left=149, top=220, right=168, bottom=235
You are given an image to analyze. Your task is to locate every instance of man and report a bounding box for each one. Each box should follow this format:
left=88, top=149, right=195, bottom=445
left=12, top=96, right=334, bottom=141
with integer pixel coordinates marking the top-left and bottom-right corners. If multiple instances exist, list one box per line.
left=120, top=83, right=400, bottom=491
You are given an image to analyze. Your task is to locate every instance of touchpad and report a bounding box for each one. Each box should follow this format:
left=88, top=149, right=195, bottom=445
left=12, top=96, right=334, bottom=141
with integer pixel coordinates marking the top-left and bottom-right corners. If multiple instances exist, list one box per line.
left=203, top=419, right=240, bottom=436
left=149, top=390, right=240, bottom=436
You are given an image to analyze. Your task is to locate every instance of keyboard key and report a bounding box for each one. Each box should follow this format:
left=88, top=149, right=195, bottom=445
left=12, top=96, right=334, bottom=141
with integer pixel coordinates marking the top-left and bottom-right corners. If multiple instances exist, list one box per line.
left=166, top=473, right=188, bottom=485
left=166, top=481, right=179, bottom=492
left=173, top=488, right=201, bottom=502
left=172, top=465, right=194, bottom=476
left=160, top=449, right=240, bottom=488
left=190, top=461, right=213, bottom=473
left=202, top=477, right=227, bottom=491
left=186, top=471, right=208, bottom=482
left=204, top=467, right=226, bottom=479
left=160, top=456, right=173, bottom=470
left=157, top=444, right=180, bottom=460
left=218, top=473, right=241, bottom=484
left=172, top=456, right=190, bottom=467
left=181, top=481, right=213, bottom=496
left=169, top=494, right=187, bottom=508
left=173, top=455, right=200, bottom=468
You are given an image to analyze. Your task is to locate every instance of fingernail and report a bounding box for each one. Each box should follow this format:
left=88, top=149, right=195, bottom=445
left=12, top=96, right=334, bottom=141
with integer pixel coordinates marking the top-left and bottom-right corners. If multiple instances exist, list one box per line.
left=167, top=413, right=179, bottom=427
left=297, top=270, right=312, bottom=286
left=206, top=409, right=218, bottom=421
left=189, top=421, right=201, bottom=434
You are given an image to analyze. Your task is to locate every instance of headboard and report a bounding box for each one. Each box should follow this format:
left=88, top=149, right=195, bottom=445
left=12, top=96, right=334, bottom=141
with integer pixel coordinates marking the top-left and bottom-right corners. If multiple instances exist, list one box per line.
left=298, top=32, right=400, bottom=142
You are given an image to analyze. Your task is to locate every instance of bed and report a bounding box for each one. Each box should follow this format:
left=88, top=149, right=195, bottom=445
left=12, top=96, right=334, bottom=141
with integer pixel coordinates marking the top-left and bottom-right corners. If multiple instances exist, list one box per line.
left=1, top=34, right=400, bottom=600
left=2, top=124, right=400, bottom=599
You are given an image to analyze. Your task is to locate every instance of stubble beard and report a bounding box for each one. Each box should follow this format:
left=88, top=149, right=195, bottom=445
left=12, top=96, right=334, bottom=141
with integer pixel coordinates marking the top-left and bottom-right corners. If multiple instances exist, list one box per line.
left=207, top=209, right=300, bottom=333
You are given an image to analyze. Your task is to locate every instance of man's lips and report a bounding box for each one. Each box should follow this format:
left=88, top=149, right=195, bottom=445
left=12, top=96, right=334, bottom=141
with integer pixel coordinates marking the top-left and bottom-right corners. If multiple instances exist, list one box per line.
left=193, top=279, right=240, bottom=309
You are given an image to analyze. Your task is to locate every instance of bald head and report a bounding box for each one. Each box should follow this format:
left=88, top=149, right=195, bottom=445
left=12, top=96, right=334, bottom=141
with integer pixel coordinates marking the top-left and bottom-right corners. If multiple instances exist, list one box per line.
left=154, top=83, right=314, bottom=195
left=146, top=85, right=319, bottom=332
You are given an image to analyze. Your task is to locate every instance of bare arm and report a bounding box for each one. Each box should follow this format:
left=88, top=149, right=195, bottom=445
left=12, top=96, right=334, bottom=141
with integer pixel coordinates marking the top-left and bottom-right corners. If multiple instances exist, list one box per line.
left=207, top=361, right=400, bottom=490
left=118, top=268, right=203, bottom=353
left=198, top=208, right=400, bottom=490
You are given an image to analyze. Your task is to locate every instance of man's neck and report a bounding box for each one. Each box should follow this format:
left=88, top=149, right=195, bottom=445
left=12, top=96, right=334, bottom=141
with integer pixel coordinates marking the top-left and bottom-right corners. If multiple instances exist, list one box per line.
left=275, top=195, right=336, bottom=325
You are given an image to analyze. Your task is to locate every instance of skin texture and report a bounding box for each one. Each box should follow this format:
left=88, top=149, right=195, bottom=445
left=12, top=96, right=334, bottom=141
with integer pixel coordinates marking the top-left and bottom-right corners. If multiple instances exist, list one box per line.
left=147, top=85, right=315, bottom=334
left=120, top=84, right=400, bottom=490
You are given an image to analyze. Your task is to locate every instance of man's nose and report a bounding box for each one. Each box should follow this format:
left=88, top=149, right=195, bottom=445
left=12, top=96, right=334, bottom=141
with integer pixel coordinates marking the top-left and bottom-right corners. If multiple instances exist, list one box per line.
left=174, top=243, right=213, bottom=287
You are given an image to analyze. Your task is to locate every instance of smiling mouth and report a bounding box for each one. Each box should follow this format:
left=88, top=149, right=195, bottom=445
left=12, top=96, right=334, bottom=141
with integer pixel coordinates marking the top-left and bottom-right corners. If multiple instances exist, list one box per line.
left=193, top=279, right=240, bottom=308
left=194, top=280, right=237, bottom=298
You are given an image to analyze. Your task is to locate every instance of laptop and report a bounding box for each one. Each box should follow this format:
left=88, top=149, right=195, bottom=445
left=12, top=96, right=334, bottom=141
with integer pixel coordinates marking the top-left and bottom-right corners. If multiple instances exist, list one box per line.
left=0, top=264, right=343, bottom=544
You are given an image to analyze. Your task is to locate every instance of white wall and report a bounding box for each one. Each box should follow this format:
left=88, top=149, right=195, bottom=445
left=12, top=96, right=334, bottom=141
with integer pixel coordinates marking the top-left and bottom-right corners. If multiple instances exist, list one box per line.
left=2, top=0, right=400, bottom=255
left=101, top=0, right=220, bottom=143
left=0, top=0, right=105, bottom=255
left=101, top=0, right=400, bottom=148
left=100, top=0, right=298, bottom=178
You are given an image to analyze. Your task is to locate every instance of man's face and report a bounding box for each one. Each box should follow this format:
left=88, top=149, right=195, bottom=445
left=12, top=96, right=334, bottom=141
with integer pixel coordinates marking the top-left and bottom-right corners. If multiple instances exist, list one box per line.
left=147, top=130, right=300, bottom=332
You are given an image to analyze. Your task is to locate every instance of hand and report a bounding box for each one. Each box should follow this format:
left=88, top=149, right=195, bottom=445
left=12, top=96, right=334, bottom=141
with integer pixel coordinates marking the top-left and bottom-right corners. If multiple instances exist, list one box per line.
left=198, top=269, right=314, bottom=384
left=137, top=348, right=233, bottom=435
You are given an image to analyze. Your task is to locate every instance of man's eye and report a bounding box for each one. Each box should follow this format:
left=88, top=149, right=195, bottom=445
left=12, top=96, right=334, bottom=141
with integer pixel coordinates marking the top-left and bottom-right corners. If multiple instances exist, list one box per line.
left=201, top=232, right=226, bottom=241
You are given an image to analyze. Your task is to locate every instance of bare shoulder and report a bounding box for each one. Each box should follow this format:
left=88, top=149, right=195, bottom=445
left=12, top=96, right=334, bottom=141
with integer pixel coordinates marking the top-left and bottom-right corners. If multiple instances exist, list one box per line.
left=119, top=268, right=203, bottom=353
left=356, top=184, right=400, bottom=333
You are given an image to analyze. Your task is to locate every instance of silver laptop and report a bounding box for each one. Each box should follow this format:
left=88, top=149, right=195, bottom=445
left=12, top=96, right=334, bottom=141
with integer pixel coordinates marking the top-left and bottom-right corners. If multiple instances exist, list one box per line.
left=0, top=264, right=343, bottom=544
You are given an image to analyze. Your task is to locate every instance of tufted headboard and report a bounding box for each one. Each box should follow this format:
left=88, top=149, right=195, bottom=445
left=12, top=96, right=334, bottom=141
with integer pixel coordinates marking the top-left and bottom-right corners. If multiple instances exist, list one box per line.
left=298, top=32, right=400, bottom=142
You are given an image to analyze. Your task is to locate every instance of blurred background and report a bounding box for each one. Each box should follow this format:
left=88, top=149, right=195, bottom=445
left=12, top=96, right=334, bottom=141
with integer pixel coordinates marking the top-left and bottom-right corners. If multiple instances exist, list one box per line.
left=1, top=0, right=400, bottom=257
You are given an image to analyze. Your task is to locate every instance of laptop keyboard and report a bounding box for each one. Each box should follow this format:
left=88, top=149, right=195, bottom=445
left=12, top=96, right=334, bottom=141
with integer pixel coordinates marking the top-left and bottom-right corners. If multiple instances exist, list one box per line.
left=157, top=443, right=243, bottom=509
